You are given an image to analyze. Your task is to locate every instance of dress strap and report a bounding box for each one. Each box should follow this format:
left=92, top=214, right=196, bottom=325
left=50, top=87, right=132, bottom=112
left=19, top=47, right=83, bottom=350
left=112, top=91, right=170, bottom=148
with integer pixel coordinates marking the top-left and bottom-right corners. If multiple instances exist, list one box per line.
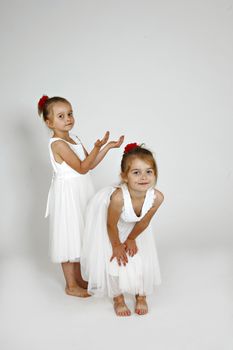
left=121, top=183, right=132, bottom=208
left=49, top=134, right=81, bottom=145
left=49, top=137, right=63, bottom=145
left=120, top=183, right=139, bottom=220
left=120, top=183, right=156, bottom=221
left=142, top=187, right=156, bottom=215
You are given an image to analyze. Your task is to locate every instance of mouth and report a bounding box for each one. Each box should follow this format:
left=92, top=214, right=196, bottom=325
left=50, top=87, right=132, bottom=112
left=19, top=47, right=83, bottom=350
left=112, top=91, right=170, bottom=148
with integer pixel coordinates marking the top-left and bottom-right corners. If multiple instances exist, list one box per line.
left=138, top=183, right=149, bottom=185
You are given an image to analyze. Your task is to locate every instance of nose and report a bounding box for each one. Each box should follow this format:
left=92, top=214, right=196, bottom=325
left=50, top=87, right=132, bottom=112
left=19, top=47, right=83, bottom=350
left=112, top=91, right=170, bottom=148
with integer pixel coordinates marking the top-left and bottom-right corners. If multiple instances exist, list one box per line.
left=141, top=172, right=147, bottom=180
left=66, top=115, right=72, bottom=123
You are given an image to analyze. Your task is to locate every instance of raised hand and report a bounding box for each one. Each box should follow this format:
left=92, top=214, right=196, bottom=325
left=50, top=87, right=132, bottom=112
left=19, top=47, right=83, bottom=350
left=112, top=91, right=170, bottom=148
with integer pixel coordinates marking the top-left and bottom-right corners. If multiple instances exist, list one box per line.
left=124, top=238, right=138, bottom=257
left=110, top=243, right=128, bottom=266
left=94, top=131, right=110, bottom=148
left=107, top=135, right=124, bottom=149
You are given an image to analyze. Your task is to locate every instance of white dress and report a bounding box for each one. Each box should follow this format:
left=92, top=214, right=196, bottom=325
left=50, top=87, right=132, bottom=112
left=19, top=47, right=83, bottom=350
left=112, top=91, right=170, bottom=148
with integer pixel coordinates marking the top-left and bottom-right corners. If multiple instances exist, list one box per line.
left=81, top=184, right=161, bottom=297
left=45, top=134, right=95, bottom=263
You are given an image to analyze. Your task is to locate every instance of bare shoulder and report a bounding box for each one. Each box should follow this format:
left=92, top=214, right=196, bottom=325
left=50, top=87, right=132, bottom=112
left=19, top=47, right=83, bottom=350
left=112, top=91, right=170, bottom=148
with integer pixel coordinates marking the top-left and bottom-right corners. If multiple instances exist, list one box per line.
left=154, top=189, right=164, bottom=204
left=109, top=187, right=124, bottom=207
left=51, top=140, right=71, bottom=154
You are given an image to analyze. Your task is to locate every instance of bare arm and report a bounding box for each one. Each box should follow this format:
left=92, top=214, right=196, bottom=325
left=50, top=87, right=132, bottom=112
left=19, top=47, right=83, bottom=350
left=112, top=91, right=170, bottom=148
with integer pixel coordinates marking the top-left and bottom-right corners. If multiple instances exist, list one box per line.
left=51, top=132, right=109, bottom=174
left=107, top=189, right=128, bottom=266
left=124, top=190, right=164, bottom=256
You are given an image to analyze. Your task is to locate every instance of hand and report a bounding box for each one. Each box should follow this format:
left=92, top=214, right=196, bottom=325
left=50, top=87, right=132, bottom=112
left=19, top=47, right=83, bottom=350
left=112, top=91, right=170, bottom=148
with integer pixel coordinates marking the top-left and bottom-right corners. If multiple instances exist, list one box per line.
left=124, top=239, right=138, bottom=257
left=107, top=135, right=124, bottom=149
left=94, top=131, right=110, bottom=148
left=110, top=243, right=128, bottom=266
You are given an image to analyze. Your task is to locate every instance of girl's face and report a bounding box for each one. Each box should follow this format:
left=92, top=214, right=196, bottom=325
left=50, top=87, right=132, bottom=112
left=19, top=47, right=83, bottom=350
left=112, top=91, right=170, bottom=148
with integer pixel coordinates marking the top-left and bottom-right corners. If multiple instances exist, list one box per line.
left=46, top=102, right=74, bottom=132
left=122, top=158, right=156, bottom=192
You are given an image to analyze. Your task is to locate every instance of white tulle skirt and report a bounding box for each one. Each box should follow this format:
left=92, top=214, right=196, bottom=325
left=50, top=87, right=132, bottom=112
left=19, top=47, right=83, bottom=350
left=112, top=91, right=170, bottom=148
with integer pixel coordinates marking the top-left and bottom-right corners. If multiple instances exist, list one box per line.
left=46, top=173, right=94, bottom=263
left=81, top=186, right=161, bottom=297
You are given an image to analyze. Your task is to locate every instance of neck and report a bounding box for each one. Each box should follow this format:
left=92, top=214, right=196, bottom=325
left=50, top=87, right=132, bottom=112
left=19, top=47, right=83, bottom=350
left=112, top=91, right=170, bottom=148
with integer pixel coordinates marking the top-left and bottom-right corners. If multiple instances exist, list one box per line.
left=125, top=185, right=147, bottom=200
left=52, top=131, right=70, bottom=140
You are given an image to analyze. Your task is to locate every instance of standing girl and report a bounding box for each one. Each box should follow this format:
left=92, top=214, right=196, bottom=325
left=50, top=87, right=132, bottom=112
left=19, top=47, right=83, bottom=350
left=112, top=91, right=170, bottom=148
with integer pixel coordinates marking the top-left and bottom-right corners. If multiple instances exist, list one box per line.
left=38, top=95, right=124, bottom=297
left=81, top=143, right=164, bottom=314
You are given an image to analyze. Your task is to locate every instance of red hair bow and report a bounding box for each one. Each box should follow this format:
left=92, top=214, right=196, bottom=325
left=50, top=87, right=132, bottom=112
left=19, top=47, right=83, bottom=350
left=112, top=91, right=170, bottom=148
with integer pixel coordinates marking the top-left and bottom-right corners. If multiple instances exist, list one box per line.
left=124, top=143, right=139, bottom=154
left=38, top=95, right=49, bottom=110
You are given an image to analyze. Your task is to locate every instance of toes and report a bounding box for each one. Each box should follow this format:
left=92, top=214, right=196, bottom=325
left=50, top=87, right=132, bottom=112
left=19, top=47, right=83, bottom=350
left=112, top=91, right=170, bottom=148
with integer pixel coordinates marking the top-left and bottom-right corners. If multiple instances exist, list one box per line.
left=135, top=303, right=148, bottom=315
left=114, top=305, right=131, bottom=316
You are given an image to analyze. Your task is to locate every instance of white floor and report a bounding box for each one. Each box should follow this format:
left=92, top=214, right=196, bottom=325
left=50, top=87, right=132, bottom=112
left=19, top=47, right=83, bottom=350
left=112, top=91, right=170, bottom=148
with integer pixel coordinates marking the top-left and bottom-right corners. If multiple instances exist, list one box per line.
left=1, top=244, right=232, bottom=350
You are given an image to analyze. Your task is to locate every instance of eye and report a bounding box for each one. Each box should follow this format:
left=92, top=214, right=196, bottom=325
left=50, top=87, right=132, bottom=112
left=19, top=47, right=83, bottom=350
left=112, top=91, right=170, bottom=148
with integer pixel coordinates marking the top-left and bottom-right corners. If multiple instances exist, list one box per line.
left=132, top=171, right=139, bottom=175
left=68, top=112, right=73, bottom=117
left=147, top=170, right=153, bottom=174
left=58, top=114, right=64, bottom=119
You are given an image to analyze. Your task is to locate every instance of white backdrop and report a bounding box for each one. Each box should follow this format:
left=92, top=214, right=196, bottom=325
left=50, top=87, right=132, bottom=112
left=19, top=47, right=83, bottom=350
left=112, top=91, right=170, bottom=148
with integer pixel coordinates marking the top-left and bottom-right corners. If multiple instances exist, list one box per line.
left=0, top=1, right=232, bottom=349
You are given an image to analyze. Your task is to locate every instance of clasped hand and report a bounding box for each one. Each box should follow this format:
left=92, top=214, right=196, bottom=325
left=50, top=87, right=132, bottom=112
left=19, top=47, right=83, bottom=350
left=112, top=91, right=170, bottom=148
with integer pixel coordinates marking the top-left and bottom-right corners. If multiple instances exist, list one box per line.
left=110, top=239, right=138, bottom=266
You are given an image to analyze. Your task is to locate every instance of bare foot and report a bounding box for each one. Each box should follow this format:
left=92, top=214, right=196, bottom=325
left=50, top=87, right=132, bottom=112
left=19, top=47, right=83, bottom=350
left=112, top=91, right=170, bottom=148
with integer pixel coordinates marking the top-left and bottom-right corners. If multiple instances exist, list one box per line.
left=76, top=279, right=88, bottom=289
left=65, top=285, right=90, bottom=298
left=113, top=295, right=131, bottom=317
left=135, top=295, right=148, bottom=315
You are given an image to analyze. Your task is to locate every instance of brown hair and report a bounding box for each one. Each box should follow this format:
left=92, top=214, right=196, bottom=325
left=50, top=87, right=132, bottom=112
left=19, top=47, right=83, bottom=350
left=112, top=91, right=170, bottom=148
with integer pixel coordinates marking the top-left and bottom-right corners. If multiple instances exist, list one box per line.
left=121, top=146, right=158, bottom=183
left=38, top=96, right=71, bottom=122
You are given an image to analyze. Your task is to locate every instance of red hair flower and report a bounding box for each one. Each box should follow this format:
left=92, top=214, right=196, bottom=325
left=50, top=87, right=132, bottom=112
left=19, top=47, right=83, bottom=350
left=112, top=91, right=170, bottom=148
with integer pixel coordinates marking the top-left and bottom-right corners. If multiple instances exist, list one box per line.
left=38, top=95, right=49, bottom=110
left=124, top=143, right=140, bottom=154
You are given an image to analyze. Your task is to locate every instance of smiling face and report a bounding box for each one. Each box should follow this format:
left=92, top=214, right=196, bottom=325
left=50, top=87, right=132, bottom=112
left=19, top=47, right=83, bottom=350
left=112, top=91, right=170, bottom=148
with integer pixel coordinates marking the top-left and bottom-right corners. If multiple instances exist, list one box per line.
left=122, top=158, right=156, bottom=192
left=46, top=101, right=75, bottom=133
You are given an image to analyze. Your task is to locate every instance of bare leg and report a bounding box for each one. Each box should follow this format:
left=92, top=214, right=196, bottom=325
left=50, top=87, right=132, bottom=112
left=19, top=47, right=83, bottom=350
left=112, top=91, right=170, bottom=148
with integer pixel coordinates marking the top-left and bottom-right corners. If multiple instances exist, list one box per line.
left=61, top=262, right=90, bottom=297
left=135, top=295, right=148, bottom=315
left=113, top=294, right=131, bottom=317
left=74, top=262, right=88, bottom=289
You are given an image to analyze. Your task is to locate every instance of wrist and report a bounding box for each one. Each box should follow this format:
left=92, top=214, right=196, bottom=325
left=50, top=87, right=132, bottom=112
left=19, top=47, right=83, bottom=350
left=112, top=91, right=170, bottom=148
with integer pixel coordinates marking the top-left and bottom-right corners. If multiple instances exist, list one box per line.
left=104, top=143, right=112, bottom=151
left=112, top=241, right=122, bottom=248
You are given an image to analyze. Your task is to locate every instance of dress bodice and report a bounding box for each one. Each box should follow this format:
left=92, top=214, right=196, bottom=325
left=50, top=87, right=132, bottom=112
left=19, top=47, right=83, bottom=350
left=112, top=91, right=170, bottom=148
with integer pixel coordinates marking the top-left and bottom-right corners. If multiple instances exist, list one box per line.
left=120, top=183, right=156, bottom=223
left=48, top=134, right=86, bottom=178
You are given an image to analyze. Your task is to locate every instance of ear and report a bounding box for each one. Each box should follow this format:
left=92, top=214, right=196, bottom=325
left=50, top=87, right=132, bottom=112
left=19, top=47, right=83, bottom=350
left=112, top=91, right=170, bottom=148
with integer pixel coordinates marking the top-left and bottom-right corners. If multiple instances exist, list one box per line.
left=46, top=119, right=53, bottom=129
left=120, top=172, right=128, bottom=183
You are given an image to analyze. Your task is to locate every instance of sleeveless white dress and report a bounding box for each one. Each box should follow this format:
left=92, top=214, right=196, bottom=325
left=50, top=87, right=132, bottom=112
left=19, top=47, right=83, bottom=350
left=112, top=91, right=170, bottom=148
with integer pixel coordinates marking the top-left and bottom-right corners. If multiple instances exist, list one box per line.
left=81, top=184, right=161, bottom=297
left=45, top=134, right=95, bottom=263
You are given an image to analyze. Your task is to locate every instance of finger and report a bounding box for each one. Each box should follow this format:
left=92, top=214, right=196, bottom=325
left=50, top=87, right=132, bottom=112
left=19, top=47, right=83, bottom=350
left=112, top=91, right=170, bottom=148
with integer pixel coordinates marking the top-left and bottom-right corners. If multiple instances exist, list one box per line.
left=123, top=253, right=128, bottom=263
left=95, top=140, right=101, bottom=147
left=121, top=255, right=127, bottom=265
left=103, top=131, right=110, bottom=143
left=118, top=135, right=124, bottom=145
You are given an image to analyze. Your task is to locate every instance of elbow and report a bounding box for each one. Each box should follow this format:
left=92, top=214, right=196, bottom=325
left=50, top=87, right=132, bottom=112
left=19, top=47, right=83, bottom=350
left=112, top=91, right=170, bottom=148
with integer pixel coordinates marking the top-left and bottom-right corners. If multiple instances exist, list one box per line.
left=107, top=222, right=116, bottom=234
left=107, top=222, right=113, bottom=231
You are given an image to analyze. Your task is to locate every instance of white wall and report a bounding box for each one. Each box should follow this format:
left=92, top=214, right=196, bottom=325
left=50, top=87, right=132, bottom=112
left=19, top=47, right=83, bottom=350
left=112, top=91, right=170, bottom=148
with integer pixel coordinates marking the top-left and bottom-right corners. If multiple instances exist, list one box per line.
left=0, top=0, right=232, bottom=257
